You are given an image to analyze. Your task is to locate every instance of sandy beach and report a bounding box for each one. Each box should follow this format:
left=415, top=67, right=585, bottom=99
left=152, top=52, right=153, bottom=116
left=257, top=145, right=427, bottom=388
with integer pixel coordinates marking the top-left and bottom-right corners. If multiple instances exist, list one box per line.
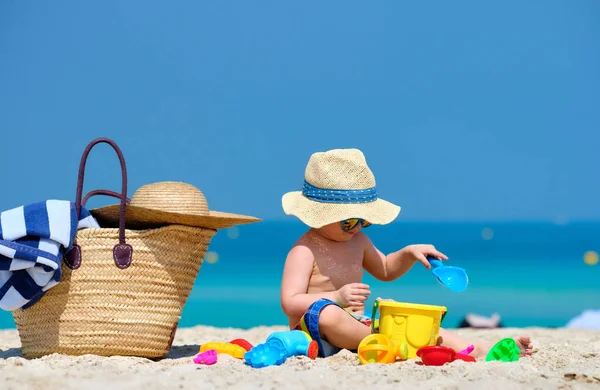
left=0, top=326, right=598, bottom=390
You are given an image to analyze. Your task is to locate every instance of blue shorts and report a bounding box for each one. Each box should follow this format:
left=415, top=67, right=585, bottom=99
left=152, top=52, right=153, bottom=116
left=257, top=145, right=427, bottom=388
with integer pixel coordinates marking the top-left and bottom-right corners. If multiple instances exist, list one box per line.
left=294, top=298, right=371, bottom=357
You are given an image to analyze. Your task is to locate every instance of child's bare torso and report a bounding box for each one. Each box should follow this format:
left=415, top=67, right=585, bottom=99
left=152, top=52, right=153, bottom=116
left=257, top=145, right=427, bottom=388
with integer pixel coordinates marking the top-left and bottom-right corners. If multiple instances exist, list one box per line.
left=288, top=229, right=366, bottom=327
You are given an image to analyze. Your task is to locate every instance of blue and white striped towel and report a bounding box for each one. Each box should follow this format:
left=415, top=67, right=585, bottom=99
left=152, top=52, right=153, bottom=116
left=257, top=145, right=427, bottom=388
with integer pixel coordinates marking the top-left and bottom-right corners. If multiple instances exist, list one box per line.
left=0, top=200, right=99, bottom=311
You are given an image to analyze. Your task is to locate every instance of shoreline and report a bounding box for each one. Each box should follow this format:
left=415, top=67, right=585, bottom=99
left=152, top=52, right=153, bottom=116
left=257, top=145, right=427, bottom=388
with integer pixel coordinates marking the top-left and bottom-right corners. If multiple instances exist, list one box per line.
left=1, top=325, right=599, bottom=389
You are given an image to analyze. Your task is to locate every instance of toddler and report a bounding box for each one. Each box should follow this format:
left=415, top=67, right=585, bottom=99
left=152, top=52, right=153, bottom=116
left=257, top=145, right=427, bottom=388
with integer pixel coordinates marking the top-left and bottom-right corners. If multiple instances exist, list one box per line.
left=279, top=148, right=533, bottom=359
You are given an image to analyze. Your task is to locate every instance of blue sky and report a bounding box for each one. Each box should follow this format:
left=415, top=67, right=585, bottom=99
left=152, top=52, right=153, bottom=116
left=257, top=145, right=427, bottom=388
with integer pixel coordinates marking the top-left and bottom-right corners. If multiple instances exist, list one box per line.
left=1, top=1, right=598, bottom=221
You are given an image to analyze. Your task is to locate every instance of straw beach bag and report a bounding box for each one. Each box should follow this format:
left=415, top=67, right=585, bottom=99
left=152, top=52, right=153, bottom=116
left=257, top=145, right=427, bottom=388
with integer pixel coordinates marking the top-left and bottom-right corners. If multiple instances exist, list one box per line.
left=12, top=138, right=259, bottom=359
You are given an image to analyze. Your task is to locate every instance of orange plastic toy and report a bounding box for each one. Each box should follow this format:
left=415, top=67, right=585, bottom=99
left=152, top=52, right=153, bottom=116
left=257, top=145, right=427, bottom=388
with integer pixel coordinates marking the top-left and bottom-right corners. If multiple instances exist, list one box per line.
left=199, top=342, right=246, bottom=359
left=357, top=334, right=409, bottom=364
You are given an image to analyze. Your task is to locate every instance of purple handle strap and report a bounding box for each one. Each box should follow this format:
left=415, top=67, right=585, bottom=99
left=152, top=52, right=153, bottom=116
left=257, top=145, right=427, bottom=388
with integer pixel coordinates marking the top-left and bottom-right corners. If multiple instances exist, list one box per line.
left=65, top=138, right=133, bottom=270
left=82, top=189, right=131, bottom=208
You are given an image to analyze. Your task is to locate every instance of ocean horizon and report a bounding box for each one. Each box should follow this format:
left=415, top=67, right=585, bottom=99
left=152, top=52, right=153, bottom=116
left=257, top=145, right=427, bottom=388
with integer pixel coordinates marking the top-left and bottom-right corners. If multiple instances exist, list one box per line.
left=1, top=220, right=598, bottom=330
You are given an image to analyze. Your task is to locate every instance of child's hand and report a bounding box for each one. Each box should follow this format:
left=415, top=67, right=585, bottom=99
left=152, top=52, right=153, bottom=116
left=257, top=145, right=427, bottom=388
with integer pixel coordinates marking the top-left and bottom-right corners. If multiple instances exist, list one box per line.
left=347, top=303, right=365, bottom=316
left=335, top=283, right=371, bottom=307
left=402, top=244, right=448, bottom=270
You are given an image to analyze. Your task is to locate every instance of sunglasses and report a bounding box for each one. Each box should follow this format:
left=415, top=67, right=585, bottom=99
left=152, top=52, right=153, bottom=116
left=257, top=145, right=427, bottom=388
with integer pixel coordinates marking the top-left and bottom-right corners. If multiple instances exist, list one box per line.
left=340, top=218, right=372, bottom=232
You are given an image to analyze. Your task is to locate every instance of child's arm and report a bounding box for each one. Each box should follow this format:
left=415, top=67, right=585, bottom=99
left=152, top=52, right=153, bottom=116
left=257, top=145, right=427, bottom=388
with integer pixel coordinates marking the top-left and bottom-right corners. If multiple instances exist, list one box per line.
left=358, top=233, right=447, bottom=282
left=280, top=245, right=338, bottom=318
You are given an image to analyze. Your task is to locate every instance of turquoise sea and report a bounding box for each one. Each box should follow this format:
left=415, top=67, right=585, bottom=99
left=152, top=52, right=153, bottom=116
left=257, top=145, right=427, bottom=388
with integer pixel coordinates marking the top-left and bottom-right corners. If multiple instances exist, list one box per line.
left=1, top=221, right=599, bottom=330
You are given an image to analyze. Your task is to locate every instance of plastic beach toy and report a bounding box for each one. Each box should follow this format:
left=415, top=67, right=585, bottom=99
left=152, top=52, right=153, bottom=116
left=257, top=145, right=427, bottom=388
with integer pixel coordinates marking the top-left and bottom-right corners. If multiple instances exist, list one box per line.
left=427, top=256, right=469, bottom=292
left=485, top=338, right=520, bottom=362
left=416, top=346, right=456, bottom=366
left=244, top=330, right=318, bottom=368
left=263, top=330, right=318, bottom=361
left=454, top=345, right=476, bottom=362
left=199, top=342, right=246, bottom=359
left=370, top=299, right=447, bottom=359
left=458, top=345, right=475, bottom=355
left=229, top=338, right=254, bottom=352
left=358, top=334, right=409, bottom=364
left=453, top=353, right=476, bottom=362
left=194, top=350, right=217, bottom=365
left=244, top=341, right=287, bottom=368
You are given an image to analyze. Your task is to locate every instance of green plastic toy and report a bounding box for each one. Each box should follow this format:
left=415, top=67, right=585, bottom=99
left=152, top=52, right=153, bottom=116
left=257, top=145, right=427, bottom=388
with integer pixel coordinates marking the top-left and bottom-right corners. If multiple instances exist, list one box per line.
left=485, top=338, right=520, bottom=362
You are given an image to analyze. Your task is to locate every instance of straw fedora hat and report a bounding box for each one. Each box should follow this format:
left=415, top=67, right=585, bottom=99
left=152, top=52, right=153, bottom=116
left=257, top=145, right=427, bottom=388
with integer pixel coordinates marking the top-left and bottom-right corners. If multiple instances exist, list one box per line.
left=282, top=148, right=401, bottom=228
left=91, top=181, right=261, bottom=230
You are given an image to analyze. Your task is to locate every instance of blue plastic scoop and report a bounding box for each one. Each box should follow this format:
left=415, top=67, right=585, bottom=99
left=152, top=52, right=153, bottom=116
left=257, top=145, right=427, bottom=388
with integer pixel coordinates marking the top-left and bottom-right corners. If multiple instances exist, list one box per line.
left=427, top=256, right=469, bottom=292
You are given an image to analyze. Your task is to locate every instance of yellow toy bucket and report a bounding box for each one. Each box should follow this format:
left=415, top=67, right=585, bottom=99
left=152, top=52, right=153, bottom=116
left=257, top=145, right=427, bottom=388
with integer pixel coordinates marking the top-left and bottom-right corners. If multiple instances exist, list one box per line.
left=371, top=299, right=447, bottom=359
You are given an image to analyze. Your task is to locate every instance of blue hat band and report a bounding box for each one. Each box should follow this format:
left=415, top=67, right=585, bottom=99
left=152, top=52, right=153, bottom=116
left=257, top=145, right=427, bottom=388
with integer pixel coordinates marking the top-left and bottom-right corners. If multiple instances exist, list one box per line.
left=302, top=180, right=377, bottom=204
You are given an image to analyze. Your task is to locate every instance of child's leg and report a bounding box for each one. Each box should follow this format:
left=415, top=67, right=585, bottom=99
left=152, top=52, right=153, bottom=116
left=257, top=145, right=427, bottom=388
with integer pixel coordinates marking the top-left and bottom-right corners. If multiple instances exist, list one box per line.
left=438, top=328, right=490, bottom=357
left=438, top=328, right=533, bottom=358
left=319, top=304, right=371, bottom=350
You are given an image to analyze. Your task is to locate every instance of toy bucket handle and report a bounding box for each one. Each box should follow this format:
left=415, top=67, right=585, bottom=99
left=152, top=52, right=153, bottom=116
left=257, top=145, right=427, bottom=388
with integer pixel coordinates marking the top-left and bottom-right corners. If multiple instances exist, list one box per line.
left=371, top=299, right=380, bottom=333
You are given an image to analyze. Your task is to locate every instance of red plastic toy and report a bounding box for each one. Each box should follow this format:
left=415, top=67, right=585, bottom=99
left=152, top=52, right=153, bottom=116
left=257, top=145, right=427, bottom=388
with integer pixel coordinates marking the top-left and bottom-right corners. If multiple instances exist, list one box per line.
left=416, top=346, right=456, bottom=366
left=453, top=353, right=476, bottom=362
left=229, top=338, right=254, bottom=352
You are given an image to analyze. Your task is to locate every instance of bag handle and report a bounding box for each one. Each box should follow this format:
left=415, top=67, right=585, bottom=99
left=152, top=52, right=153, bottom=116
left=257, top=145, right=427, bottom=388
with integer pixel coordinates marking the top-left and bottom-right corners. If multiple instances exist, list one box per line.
left=64, top=137, right=133, bottom=270
left=82, top=190, right=131, bottom=207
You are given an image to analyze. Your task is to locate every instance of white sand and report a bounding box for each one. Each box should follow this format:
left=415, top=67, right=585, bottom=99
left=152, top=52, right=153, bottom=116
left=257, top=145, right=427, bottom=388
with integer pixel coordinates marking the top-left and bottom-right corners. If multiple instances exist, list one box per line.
left=1, top=326, right=599, bottom=390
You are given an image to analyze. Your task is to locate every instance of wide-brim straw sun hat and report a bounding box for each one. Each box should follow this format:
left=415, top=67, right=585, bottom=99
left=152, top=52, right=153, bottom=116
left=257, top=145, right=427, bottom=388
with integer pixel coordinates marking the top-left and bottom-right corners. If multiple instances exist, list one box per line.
left=91, top=181, right=261, bottom=230
left=282, top=148, right=401, bottom=228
